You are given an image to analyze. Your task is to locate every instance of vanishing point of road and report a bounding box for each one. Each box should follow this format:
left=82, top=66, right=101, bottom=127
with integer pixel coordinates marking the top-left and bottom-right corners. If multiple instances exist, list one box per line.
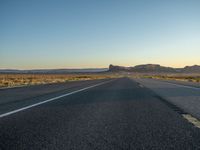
left=0, top=78, right=200, bottom=150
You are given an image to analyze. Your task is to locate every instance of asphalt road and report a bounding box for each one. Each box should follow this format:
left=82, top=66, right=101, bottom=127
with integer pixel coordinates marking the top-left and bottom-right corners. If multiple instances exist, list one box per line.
left=134, top=78, right=200, bottom=120
left=0, top=79, right=110, bottom=115
left=0, top=78, right=200, bottom=150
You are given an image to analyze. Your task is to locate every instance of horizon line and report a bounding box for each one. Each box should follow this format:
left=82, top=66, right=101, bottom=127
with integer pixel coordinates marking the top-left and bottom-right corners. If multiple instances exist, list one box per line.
left=0, top=64, right=199, bottom=70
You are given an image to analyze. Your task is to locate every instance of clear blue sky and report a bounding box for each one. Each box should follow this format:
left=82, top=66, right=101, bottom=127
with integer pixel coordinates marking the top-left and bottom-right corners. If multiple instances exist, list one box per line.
left=1, top=0, right=200, bottom=69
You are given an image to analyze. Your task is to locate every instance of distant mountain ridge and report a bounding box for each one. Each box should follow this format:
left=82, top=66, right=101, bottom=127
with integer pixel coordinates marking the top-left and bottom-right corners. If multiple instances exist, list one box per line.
left=183, top=65, right=200, bottom=73
left=0, top=68, right=108, bottom=74
left=109, top=64, right=200, bottom=73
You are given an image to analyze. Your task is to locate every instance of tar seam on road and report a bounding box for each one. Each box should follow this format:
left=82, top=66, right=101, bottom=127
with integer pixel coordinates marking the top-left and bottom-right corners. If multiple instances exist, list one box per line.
left=163, top=81, right=200, bottom=90
left=0, top=79, right=115, bottom=118
left=140, top=82, right=200, bottom=129
left=0, top=85, right=27, bottom=90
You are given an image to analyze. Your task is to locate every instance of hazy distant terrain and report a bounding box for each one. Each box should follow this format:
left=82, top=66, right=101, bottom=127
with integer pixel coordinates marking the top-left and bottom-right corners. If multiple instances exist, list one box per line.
left=0, top=68, right=108, bottom=74
left=1, top=64, right=200, bottom=74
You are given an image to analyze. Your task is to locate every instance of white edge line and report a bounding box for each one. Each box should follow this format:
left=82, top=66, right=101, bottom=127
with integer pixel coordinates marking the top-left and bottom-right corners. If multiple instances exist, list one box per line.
left=0, top=79, right=114, bottom=118
left=182, top=114, right=200, bottom=128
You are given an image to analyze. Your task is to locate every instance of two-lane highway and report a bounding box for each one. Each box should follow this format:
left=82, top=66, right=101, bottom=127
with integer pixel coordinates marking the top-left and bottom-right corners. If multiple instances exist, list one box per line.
left=0, top=78, right=200, bottom=150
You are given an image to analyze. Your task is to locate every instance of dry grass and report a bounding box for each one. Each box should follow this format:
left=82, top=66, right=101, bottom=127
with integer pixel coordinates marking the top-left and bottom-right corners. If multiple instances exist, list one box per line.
left=0, top=73, right=119, bottom=88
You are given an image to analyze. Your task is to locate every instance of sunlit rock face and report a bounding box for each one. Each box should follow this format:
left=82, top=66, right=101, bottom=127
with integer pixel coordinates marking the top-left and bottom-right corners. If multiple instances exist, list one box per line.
left=183, top=65, right=200, bottom=73
left=109, top=64, right=200, bottom=73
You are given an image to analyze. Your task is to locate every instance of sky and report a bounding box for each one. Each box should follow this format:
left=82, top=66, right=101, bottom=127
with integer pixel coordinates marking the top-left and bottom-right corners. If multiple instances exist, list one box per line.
left=0, top=0, right=200, bottom=69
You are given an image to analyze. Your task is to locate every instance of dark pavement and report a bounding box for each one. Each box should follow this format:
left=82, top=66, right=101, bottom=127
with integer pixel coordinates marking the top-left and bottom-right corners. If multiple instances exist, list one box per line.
left=0, top=79, right=110, bottom=115
left=0, top=78, right=200, bottom=150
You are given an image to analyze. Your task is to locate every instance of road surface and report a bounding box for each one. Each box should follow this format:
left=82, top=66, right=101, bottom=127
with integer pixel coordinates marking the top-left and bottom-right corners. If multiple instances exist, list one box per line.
left=0, top=78, right=200, bottom=150
left=134, top=78, right=200, bottom=120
